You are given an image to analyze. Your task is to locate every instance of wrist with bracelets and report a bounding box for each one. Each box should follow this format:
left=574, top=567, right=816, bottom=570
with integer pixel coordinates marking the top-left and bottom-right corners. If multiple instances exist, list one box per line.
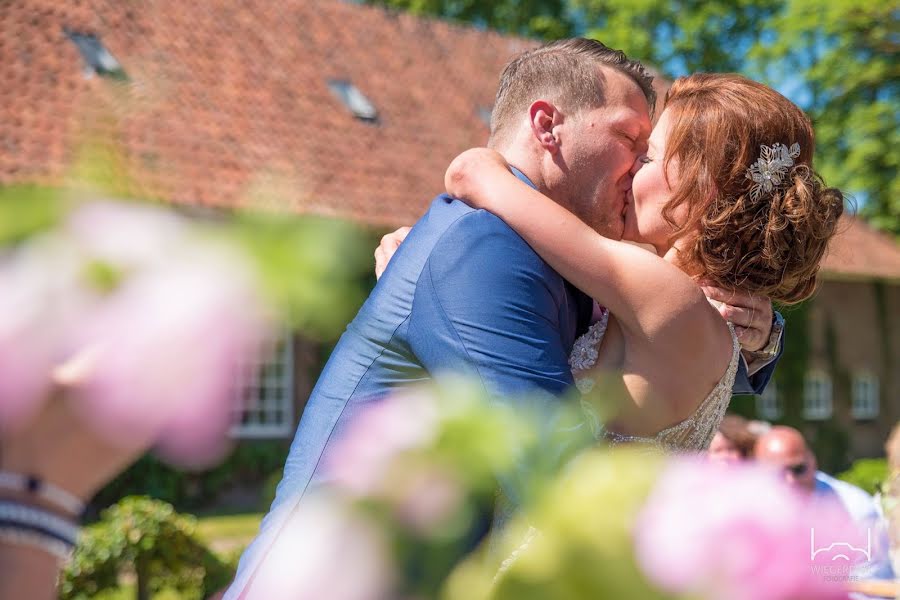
left=0, top=472, right=84, bottom=562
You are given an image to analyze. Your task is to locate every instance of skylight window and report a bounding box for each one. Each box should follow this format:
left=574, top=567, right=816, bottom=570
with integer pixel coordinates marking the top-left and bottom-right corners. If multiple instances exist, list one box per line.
left=64, top=30, right=127, bottom=80
left=328, top=80, right=378, bottom=123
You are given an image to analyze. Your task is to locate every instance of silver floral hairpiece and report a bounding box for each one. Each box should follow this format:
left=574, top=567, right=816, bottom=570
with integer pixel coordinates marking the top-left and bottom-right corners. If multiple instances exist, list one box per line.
left=745, top=142, right=801, bottom=200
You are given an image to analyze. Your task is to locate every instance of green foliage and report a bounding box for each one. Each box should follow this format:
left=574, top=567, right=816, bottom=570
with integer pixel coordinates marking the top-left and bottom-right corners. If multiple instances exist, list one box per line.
left=0, top=185, right=66, bottom=245
left=837, top=457, right=889, bottom=497
left=755, top=0, right=899, bottom=236
left=260, top=469, right=283, bottom=511
left=60, top=497, right=234, bottom=600
left=366, top=0, right=899, bottom=236
left=774, top=300, right=810, bottom=426
left=578, top=0, right=781, bottom=74
left=228, top=212, right=371, bottom=340
left=365, top=0, right=575, bottom=39
left=444, top=449, right=669, bottom=600
left=92, top=441, right=290, bottom=515
left=809, top=420, right=851, bottom=475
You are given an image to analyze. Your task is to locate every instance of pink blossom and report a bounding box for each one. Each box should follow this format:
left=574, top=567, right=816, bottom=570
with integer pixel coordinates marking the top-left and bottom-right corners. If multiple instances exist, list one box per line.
left=0, top=237, right=94, bottom=431
left=324, top=391, right=441, bottom=497
left=247, top=492, right=394, bottom=600
left=0, top=200, right=271, bottom=466
left=634, top=458, right=853, bottom=600
left=70, top=240, right=269, bottom=465
left=65, top=200, right=188, bottom=270
left=387, top=464, right=464, bottom=536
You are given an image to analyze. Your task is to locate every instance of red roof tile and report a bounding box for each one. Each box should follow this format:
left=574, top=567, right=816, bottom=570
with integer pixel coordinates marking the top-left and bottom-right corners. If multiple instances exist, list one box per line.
left=822, top=216, right=900, bottom=281
left=1, top=0, right=534, bottom=225
left=1, top=0, right=898, bottom=279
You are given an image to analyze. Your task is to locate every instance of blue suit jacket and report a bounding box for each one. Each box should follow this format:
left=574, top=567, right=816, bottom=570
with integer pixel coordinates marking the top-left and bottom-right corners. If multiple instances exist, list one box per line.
left=226, top=171, right=781, bottom=598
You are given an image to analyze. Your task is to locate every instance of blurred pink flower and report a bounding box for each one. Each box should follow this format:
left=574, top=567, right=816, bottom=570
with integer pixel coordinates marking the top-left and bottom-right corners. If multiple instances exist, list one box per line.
left=0, top=237, right=94, bottom=431
left=0, top=200, right=272, bottom=466
left=634, top=458, right=853, bottom=600
left=389, top=464, right=464, bottom=536
left=66, top=200, right=189, bottom=270
left=0, top=256, right=57, bottom=429
left=69, top=238, right=269, bottom=465
left=247, top=492, right=394, bottom=600
left=325, top=391, right=441, bottom=497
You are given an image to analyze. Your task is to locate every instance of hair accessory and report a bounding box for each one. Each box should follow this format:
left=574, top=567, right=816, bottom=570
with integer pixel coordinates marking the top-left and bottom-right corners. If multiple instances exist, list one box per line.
left=746, top=142, right=801, bottom=200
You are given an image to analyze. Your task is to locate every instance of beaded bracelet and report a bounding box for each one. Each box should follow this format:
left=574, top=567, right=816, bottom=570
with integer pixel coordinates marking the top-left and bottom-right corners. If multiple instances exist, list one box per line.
left=0, top=500, right=80, bottom=561
left=0, top=472, right=85, bottom=517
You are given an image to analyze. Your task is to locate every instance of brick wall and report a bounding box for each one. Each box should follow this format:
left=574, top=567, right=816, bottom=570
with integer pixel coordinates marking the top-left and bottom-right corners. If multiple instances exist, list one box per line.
left=805, top=278, right=899, bottom=460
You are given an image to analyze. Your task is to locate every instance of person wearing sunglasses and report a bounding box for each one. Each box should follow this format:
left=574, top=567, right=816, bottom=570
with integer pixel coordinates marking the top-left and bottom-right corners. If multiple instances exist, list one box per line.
left=755, top=426, right=894, bottom=582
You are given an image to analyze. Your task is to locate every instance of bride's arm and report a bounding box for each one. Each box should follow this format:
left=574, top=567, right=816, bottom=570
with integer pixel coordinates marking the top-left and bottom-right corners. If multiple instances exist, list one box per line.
left=445, top=149, right=720, bottom=346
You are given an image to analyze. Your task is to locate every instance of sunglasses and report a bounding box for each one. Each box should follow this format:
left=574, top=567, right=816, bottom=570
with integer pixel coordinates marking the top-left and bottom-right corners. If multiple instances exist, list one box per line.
left=785, top=463, right=809, bottom=477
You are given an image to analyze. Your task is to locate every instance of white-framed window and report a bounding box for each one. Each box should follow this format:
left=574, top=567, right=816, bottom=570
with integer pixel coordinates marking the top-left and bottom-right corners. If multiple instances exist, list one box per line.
left=851, top=372, right=880, bottom=420
left=803, top=370, right=833, bottom=420
left=232, top=334, right=294, bottom=438
left=756, top=380, right=782, bottom=420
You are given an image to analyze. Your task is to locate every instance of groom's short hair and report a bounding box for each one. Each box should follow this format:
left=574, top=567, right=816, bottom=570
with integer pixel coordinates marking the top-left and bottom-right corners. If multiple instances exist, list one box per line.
left=490, top=38, right=655, bottom=146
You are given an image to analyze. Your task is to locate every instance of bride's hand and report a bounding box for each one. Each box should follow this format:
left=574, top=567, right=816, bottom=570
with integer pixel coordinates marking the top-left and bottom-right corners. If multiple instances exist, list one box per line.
left=444, top=148, right=509, bottom=207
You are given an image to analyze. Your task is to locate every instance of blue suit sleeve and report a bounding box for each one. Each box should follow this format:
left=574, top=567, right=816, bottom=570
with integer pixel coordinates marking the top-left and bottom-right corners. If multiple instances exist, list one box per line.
left=409, top=209, right=575, bottom=396
left=409, top=210, right=580, bottom=504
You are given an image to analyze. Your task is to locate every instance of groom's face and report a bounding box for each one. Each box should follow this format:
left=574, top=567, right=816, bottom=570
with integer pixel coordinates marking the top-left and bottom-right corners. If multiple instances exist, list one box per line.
left=553, top=68, right=651, bottom=239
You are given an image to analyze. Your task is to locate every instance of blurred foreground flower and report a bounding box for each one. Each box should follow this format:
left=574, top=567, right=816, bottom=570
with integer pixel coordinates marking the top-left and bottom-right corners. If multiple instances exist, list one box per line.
left=634, top=458, right=853, bottom=600
left=444, top=449, right=854, bottom=600
left=321, top=380, right=551, bottom=598
left=70, top=203, right=269, bottom=465
left=446, top=448, right=670, bottom=600
left=247, top=492, right=394, bottom=600
left=0, top=199, right=272, bottom=466
left=0, top=235, right=85, bottom=427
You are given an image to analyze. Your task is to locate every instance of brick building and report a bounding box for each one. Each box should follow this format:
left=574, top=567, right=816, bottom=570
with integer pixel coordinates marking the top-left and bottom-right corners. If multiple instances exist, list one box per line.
left=2, top=0, right=897, bottom=464
left=761, top=220, right=900, bottom=466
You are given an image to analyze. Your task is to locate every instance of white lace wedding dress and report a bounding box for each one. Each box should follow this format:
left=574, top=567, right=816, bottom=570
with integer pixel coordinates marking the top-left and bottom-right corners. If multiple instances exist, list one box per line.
left=493, top=307, right=742, bottom=579
left=569, top=306, right=741, bottom=453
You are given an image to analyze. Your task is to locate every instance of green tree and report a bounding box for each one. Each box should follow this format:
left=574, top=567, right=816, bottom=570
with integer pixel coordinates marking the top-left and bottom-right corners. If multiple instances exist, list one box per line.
left=363, top=0, right=574, bottom=39
left=754, top=0, right=899, bottom=236
left=365, top=0, right=899, bottom=236
left=576, top=0, right=782, bottom=74
left=61, top=497, right=233, bottom=600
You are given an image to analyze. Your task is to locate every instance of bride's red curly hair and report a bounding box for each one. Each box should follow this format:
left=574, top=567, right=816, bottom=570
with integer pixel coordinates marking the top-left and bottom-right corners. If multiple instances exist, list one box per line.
left=660, top=74, right=844, bottom=304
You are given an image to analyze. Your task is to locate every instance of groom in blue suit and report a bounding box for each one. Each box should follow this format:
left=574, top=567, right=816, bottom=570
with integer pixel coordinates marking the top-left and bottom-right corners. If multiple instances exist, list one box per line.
left=225, top=39, right=784, bottom=598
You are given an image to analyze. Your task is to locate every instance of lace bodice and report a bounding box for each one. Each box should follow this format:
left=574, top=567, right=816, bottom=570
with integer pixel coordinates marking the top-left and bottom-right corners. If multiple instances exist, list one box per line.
left=571, top=307, right=741, bottom=453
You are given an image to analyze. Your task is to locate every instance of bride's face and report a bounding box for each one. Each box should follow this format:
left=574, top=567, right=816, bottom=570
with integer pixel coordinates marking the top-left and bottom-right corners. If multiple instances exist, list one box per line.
left=623, top=109, right=687, bottom=252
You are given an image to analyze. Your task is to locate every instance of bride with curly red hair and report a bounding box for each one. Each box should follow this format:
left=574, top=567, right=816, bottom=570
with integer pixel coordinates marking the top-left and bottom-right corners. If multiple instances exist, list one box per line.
left=443, top=73, right=843, bottom=450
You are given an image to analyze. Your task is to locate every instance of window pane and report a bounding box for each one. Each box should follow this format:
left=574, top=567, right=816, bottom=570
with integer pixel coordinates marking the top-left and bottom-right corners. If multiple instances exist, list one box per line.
left=232, top=333, right=294, bottom=438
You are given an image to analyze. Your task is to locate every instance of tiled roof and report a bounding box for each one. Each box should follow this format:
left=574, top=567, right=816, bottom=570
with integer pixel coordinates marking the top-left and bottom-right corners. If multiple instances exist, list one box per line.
left=2, top=0, right=533, bottom=225
left=2, top=0, right=898, bottom=279
left=821, top=216, right=900, bottom=281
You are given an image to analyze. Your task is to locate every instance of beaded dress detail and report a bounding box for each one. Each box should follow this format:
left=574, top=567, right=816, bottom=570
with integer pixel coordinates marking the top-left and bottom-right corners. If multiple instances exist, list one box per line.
left=571, top=307, right=741, bottom=453
left=493, top=306, right=742, bottom=581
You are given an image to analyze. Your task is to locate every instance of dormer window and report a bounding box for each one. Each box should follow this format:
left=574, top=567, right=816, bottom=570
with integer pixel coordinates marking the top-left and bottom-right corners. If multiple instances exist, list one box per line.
left=328, top=80, right=378, bottom=123
left=65, top=30, right=127, bottom=80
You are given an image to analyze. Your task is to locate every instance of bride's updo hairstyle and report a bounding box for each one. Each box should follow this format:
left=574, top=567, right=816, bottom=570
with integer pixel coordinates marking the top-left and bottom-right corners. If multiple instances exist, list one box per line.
left=661, top=74, right=843, bottom=304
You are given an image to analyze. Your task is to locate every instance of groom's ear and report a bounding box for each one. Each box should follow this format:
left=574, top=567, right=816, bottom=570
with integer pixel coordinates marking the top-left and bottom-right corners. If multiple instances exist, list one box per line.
left=529, top=100, right=562, bottom=155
